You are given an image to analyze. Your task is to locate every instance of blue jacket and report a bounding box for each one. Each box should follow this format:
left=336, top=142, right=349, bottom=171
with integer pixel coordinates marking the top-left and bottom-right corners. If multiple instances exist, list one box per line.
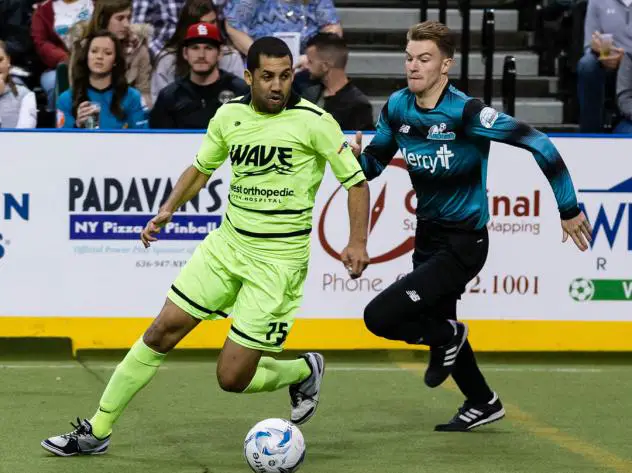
left=57, top=86, right=148, bottom=129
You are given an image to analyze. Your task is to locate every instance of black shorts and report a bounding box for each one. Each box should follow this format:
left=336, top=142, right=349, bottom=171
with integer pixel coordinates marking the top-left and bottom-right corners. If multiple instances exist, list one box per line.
left=411, top=221, right=489, bottom=304
left=363, top=220, right=490, bottom=342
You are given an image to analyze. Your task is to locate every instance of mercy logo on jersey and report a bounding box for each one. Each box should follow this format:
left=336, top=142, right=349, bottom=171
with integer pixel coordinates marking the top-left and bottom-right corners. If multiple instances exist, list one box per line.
left=402, top=144, right=454, bottom=173
left=427, top=123, right=456, bottom=141
left=229, top=144, right=294, bottom=177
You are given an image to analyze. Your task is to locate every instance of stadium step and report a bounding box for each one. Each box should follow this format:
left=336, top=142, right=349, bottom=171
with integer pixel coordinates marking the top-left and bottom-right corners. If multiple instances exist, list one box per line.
left=350, top=76, right=557, bottom=99
left=339, top=7, right=519, bottom=32
left=347, top=50, right=539, bottom=77
left=345, top=30, right=531, bottom=52
left=367, top=97, right=563, bottom=125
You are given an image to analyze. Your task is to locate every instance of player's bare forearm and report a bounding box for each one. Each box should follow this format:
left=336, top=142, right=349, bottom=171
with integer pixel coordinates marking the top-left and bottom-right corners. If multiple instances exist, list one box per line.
left=341, top=180, right=370, bottom=278
left=159, top=165, right=210, bottom=214
left=347, top=180, right=369, bottom=246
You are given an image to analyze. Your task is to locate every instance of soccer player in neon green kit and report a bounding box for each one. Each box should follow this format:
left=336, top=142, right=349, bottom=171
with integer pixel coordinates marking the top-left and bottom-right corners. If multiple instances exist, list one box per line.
left=41, top=36, right=370, bottom=456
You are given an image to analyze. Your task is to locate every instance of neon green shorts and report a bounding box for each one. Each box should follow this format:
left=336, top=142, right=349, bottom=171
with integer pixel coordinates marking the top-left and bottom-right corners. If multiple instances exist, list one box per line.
left=167, top=230, right=308, bottom=353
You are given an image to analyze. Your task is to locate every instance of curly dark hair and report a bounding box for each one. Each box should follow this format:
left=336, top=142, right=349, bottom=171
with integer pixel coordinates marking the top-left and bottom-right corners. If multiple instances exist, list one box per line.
left=72, top=30, right=128, bottom=121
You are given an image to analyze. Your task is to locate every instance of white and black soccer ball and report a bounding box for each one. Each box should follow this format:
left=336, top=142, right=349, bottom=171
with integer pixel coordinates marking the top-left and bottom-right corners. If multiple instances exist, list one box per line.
left=569, top=278, right=595, bottom=302
left=244, top=418, right=306, bottom=473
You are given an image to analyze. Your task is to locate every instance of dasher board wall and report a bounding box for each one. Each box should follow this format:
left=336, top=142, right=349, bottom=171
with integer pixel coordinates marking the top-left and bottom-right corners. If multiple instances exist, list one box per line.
left=1, top=131, right=631, bottom=351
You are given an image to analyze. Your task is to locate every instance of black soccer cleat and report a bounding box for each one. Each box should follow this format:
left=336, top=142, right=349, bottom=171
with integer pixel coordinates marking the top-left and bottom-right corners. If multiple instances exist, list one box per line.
left=435, top=392, right=506, bottom=432
left=424, top=320, right=468, bottom=388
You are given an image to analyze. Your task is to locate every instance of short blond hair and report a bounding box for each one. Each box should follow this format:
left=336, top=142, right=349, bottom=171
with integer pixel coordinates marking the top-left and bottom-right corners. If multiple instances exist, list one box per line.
left=407, top=21, right=455, bottom=58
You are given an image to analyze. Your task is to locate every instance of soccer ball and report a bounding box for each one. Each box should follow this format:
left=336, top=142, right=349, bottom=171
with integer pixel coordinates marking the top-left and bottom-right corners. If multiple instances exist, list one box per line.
left=569, top=278, right=595, bottom=302
left=243, top=418, right=306, bottom=473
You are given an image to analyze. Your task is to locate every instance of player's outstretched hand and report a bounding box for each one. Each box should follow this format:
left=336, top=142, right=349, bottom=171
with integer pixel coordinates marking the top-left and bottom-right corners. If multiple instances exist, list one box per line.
left=141, top=210, right=173, bottom=248
left=561, top=211, right=593, bottom=252
left=349, top=131, right=362, bottom=159
left=341, top=243, right=370, bottom=279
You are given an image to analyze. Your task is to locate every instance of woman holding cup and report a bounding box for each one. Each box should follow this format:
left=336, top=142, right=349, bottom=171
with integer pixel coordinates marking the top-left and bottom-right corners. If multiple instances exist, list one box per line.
left=57, top=30, right=147, bottom=129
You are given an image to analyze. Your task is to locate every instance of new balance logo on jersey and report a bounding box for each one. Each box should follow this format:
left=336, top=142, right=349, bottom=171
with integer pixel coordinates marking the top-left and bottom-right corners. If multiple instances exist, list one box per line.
left=399, top=124, right=411, bottom=134
left=406, top=290, right=421, bottom=302
left=402, top=144, right=454, bottom=173
left=230, top=144, right=294, bottom=176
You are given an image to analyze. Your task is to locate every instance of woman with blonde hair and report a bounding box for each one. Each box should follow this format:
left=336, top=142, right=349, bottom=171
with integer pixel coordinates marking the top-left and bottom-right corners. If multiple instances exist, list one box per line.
left=70, top=0, right=153, bottom=107
left=0, top=41, right=37, bottom=128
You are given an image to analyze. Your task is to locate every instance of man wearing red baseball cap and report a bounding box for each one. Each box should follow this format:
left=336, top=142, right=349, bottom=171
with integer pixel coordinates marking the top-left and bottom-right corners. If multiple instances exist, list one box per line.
left=150, top=22, right=248, bottom=129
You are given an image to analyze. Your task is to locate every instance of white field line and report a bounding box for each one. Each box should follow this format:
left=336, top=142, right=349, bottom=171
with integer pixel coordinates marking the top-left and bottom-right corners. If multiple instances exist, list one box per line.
left=0, top=364, right=612, bottom=373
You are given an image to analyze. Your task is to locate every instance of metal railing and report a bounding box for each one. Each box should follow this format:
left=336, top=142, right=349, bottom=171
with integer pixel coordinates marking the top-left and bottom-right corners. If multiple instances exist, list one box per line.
left=438, top=0, right=447, bottom=24
left=557, top=0, right=588, bottom=124
left=532, top=2, right=547, bottom=75
left=502, top=56, right=516, bottom=116
left=481, top=9, right=496, bottom=106
left=419, top=0, right=428, bottom=22
left=459, top=0, right=470, bottom=93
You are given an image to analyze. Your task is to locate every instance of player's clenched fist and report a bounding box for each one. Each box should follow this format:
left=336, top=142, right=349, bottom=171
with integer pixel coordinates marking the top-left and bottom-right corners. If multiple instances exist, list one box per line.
left=341, top=243, right=370, bottom=279
left=349, top=131, right=363, bottom=159
left=140, top=210, right=173, bottom=248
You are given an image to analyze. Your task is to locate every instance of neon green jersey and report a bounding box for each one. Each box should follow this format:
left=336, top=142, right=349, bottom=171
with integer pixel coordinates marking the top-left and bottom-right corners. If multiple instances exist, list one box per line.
left=193, top=92, right=366, bottom=266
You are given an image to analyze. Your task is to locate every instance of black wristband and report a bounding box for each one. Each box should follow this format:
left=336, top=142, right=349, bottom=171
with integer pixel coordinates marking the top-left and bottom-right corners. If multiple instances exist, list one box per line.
left=560, top=205, right=581, bottom=220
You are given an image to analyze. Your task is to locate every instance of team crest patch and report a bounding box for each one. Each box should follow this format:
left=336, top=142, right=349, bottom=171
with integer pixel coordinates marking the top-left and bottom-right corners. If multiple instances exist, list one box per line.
left=218, top=90, right=236, bottom=104
left=480, top=107, right=499, bottom=129
left=427, top=123, right=455, bottom=141
left=337, top=141, right=350, bottom=154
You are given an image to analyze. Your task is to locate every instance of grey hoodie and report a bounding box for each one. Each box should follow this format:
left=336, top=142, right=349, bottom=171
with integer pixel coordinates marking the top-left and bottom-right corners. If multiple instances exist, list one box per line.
left=584, top=0, right=632, bottom=52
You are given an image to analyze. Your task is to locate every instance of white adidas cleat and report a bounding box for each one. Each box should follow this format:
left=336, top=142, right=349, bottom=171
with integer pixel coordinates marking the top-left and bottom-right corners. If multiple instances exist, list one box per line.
left=289, top=352, right=325, bottom=425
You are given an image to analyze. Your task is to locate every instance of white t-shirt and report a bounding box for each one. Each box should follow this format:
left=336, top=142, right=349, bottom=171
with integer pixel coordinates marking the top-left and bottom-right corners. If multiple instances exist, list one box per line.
left=53, top=0, right=93, bottom=49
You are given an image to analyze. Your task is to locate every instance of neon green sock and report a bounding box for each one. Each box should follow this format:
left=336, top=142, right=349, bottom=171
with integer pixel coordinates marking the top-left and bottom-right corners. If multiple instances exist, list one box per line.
left=89, top=338, right=166, bottom=438
left=242, top=357, right=311, bottom=394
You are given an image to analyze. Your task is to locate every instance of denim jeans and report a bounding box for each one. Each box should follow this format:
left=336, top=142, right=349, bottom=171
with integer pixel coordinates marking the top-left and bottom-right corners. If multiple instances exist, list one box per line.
left=577, top=53, right=616, bottom=133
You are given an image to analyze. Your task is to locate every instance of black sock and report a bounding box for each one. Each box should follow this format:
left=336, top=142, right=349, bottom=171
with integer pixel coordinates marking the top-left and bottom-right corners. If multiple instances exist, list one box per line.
left=451, top=340, right=494, bottom=404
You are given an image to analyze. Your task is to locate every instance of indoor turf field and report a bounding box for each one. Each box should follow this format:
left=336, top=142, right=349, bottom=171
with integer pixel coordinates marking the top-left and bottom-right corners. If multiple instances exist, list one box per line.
left=2, top=345, right=631, bottom=473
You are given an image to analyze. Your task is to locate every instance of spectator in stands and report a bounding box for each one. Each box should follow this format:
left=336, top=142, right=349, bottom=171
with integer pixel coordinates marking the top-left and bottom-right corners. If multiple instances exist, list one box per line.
left=132, top=0, right=185, bottom=59
left=70, top=0, right=153, bottom=107
left=57, top=30, right=147, bottom=128
left=301, top=33, right=373, bottom=131
left=31, top=0, right=94, bottom=109
left=0, top=0, right=42, bottom=89
left=0, top=41, right=38, bottom=128
left=151, top=0, right=244, bottom=104
left=616, top=52, right=632, bottom=133
left=577, top=0, right=632, bottom=133
left=223, top=0, right=342, bottom=59
left=150, top=22, right=248, bottom=128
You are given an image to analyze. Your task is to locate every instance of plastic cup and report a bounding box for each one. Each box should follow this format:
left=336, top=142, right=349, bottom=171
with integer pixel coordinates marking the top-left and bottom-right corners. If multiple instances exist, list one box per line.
left=600, top=33, right=613, bottom=59
left=84, top=103, right=101, bottom=129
